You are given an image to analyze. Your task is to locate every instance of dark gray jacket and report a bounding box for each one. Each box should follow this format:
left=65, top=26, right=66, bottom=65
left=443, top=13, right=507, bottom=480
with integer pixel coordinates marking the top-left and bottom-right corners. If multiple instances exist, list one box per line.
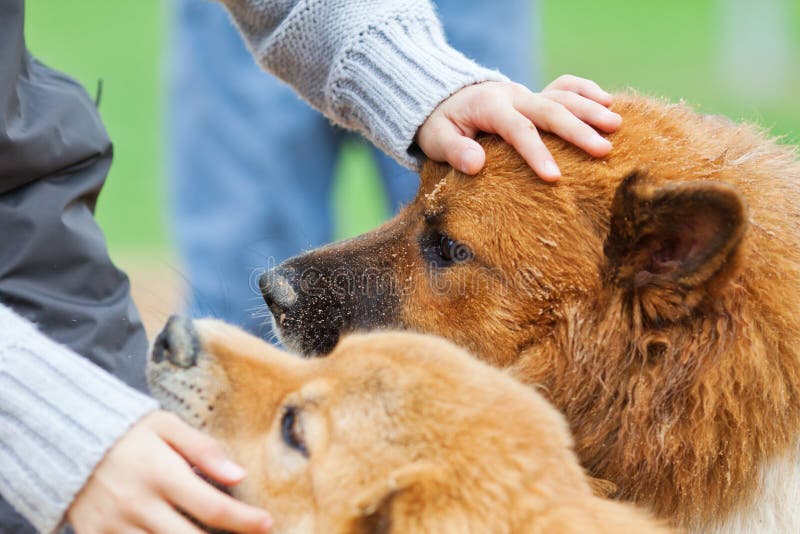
left=0, top=2, right=148, bottom=530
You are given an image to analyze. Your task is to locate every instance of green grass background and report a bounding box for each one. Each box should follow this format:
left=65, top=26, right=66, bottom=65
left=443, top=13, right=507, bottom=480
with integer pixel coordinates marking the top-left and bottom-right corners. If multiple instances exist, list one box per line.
left=24, top=1, right=800, bottom=255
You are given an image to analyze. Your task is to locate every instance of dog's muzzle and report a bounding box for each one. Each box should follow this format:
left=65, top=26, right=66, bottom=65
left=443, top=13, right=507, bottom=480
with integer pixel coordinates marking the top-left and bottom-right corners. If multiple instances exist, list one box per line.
left=259, top=267, right=298, bottom=320
left=151, top=315, right=201, bottom=368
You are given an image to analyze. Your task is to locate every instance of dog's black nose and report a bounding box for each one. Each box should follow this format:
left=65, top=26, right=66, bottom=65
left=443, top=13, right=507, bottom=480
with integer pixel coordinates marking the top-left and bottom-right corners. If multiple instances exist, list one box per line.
left=260, top=267, right=298, bottom=319
left=151, top=315, right=200, bottom=368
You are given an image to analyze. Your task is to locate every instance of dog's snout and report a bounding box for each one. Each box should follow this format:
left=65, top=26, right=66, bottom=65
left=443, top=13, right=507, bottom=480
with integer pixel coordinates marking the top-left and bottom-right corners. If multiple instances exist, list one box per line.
left=260, top=268, right=298, bottom=319
left=151, top=315, right=200, bottom=368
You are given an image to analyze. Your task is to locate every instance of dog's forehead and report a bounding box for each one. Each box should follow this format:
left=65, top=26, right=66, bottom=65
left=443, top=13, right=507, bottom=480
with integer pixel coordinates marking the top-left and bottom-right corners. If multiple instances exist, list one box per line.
left=297, top=377, right=332, bottom=402
left=418, top=172, right=508, bottom=227
left=419, top=169, right=482, bottom=221
left=422, top=174, right=449, bottom=219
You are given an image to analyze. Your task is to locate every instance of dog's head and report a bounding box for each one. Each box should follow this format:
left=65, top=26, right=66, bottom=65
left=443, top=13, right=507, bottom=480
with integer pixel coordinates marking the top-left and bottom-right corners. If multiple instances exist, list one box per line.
left=262, top=95, right=753, bottom=365
left=147, top=317, right=666, bottom=533
left=258, top=93, right=800, bottom=524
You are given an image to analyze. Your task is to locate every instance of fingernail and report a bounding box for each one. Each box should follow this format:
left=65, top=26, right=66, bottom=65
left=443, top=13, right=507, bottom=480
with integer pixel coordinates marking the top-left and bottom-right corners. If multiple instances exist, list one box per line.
left=460, top=145, right=482, bottom=174
left=543, top=160, right=561, bottom=178
left=220, top=459, right=246, bottom=480
left=595, top=136, right=613, bottom=151
left=258, top=515, right=273, bottom=532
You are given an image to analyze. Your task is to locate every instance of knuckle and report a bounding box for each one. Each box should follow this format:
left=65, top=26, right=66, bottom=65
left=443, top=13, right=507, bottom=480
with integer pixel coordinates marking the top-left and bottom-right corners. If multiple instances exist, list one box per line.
left=541, top=98, right=568, bottom=117
left=108, top=482, right=135, bottom=506
left=118, top=494, right=147, bottom=522
left=557, top=73, right=576, bottom=85
left=478, top=89, right=504, bottom=109
left=465, top=84, right=490, bottom=104
left=510, top=81, right=530, bottom=96
left=543, top=89, right=569, bottom=105
left=476, top=103, right=503, bottom=127
left=465, top=87, right=501, bottom=110
left=149, top=461, right=180, bottom=491
left=426, top=120, right=450, bottom=140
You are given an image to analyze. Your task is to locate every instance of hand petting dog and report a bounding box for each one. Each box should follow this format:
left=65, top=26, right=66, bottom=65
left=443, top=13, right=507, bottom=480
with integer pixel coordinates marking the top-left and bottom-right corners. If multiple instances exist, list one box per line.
left=417, top=75, right=622, bottom=180
left=67, top=412, right=272, bottom=534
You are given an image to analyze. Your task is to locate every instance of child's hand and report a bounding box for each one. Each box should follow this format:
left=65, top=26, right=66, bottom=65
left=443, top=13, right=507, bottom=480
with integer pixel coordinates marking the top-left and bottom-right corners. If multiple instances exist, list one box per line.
left=67, top=411, right=272, bottom=534
left=416, top=75, right=622, bottom=181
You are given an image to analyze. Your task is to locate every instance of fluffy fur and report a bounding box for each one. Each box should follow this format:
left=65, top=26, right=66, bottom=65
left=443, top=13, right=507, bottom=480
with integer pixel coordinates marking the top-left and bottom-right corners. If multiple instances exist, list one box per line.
left=262, top=94, right=800, bottom=531
left=147, top=319, right=669, bottom=533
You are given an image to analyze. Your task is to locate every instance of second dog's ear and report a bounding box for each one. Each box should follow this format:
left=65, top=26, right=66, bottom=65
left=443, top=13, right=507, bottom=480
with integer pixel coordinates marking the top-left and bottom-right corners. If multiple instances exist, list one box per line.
left=350, top=463, right=454, bottom=534
left=604, top=172, right=747, bottom=322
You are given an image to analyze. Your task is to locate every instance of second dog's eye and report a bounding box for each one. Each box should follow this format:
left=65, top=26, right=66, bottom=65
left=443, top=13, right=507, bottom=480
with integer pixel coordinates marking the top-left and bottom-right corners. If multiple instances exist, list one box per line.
left=281, top=405, right=308, bottom=457
left=436, top=233, right=473, bottom=264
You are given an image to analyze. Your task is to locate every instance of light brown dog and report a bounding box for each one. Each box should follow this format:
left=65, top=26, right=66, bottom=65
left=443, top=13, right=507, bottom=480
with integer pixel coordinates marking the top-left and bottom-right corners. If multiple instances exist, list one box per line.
left=260, top=94, right=800, bottom=532
left=147, top=317, right=669, bottom=533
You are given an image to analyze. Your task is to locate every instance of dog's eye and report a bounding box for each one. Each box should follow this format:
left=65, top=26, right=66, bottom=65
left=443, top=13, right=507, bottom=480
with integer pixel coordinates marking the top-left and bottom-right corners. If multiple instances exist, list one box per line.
left=280, top=405, right=308, bottom=457
left=436, top=233, right=473, bottom=265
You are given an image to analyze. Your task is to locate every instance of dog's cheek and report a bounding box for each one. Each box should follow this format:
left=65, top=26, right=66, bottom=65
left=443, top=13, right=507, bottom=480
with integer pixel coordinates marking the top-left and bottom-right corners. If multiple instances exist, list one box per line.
left=395, top=269, right=474, bottom=342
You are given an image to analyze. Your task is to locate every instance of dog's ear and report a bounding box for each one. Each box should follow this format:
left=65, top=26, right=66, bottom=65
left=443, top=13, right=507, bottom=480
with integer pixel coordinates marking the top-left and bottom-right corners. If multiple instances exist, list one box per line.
left=604, top=172, right=747, bottom=322
left=349, top=463, right=458, bottom=534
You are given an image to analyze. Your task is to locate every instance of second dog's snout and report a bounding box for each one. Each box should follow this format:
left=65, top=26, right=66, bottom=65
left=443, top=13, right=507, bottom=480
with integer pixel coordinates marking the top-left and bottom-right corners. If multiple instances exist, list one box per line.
left=260, top=268, right=298, bottom=318
left=151, top=315, right=200, bottom=368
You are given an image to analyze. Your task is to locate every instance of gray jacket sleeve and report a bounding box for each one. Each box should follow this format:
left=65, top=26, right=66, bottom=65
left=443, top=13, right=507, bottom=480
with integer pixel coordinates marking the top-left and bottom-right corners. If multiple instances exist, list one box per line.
left=0, top=2, right=155, bottom=531
left=219, top=0, right=508, bottom=168
left=0, top=304, right=158, bottom=534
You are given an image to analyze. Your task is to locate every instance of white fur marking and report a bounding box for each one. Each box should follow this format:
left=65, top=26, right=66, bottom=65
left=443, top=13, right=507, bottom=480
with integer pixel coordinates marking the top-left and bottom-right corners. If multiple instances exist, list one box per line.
left=697, top=439, right=800, bottom=533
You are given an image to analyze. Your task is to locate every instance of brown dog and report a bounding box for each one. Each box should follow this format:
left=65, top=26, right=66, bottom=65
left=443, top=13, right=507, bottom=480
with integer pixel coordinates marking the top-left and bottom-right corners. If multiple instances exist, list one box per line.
left=146, top=317, right=669, bottom=533
left=260, top=94, right=800, bottom=531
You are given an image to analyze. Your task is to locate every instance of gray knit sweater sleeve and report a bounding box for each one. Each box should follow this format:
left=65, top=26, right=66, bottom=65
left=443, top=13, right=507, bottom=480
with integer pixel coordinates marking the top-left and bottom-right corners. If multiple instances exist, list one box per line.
left=0, top=304, right=158, bottom=534
left=219, top=0, right=508, bottom=168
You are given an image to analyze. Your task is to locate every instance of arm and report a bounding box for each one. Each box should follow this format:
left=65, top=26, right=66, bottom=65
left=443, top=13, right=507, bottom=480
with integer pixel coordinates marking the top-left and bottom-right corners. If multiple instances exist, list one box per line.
left=219, top=0, right=621, bottom=178
left=0, top=305, right=271, bottom=534
left=0, top=303, right=157, bottom=533
left=219, top=0, right=507, bottom=168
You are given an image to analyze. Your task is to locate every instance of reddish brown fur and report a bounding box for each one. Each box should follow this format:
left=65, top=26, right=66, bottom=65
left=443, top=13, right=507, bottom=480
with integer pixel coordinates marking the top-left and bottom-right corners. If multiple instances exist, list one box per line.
left=402, top=96, right=800, bottom=527
left=270, top=94, right=800, bottom=529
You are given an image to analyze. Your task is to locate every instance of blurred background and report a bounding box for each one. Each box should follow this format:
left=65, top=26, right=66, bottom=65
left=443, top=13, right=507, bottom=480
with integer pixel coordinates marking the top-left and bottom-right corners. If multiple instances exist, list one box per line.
left=24, top=0, right=800, bottom=335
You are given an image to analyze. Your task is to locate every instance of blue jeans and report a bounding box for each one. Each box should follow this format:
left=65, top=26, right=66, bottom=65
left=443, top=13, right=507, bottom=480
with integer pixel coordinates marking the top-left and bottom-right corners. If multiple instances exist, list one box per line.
left=168, top=0, right=537, bottom=337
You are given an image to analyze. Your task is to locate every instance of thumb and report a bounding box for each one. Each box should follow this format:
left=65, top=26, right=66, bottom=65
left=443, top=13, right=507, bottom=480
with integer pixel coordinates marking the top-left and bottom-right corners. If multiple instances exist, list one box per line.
left=450, top=137, right=486, bottom=175
left=417, top=118, right=486, bottom=174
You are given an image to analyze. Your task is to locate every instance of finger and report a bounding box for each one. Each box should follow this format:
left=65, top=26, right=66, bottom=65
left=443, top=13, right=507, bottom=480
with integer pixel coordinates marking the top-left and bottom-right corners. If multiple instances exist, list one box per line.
left=150, top=413, right=246, bottom=485
left=417, top=116, right=486, bottom=174
left=544, top=75, right=612, bottom=106
left=140, top=500, right=206, bottom=534
left=492, top=106, right=561, bottom=181
left=161, top=461, right=272, bottom=533
left=542, top=90, right=622, bottom=133
left=517, top=97, right=612, bottom=158
left=452, top=137, right=486, bottom=175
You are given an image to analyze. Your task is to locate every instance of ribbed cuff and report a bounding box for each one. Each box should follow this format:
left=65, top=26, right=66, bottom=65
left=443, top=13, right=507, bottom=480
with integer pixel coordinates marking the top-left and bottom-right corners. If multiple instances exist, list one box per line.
left=0, top=305, right=158, bottom=533
left=327, top=14, right=508, bottom=169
